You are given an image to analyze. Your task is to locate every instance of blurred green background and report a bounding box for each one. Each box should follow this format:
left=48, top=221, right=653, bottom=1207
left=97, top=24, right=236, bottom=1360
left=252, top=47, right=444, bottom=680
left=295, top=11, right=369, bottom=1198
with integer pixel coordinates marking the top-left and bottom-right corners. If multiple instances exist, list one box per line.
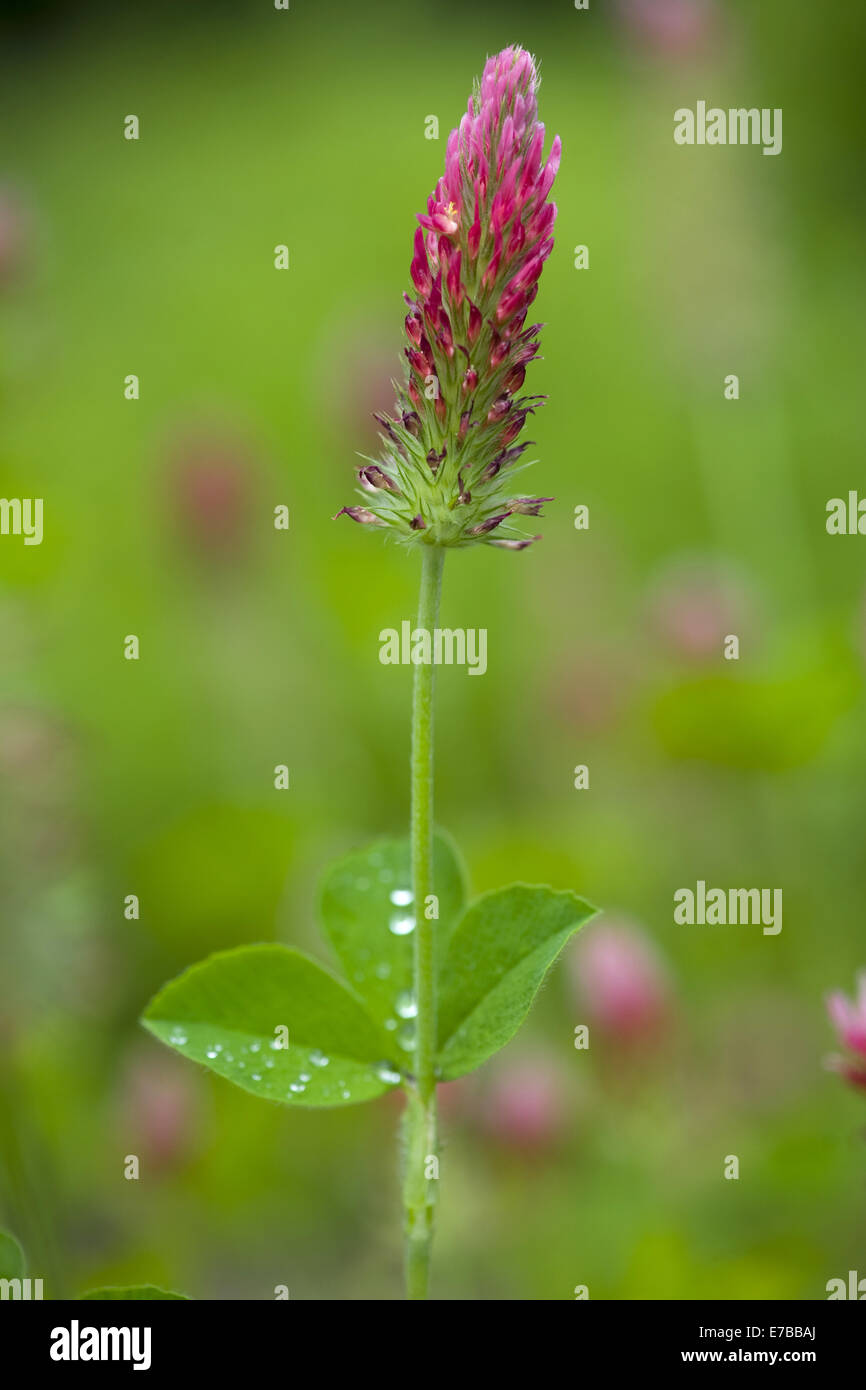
left=1, top=0, right=865, bottom=1299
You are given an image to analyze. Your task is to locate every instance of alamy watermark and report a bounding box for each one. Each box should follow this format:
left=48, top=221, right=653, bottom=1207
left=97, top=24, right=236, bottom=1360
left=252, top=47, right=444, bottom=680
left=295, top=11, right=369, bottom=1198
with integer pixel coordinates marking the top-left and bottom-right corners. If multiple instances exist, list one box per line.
left=50, top=1321, right=151, bottom=1370
left=827, top=1270, right=866, bottom=1299
left=826, top=492, right=866, bottom=534
left=674, top=880, right=782, bottom=935
left=1, top=1275, right=43, bottom=1299
left=379, top=621, right=487, bottom=675
left=0, top=497, right=43, bottom=545
left=674, top=102, right=782, bottom=156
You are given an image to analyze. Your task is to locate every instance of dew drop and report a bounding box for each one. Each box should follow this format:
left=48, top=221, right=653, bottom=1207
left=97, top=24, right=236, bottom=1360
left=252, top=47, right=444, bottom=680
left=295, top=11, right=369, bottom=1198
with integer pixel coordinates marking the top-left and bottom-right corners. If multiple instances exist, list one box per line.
left=389, top=912, right=415, bottom=937
left=309, top=1050, right=329, bottom=1067
left=206, top=1048, right=219, bottom=1059
left=342, top=1089, right=351, bottom=1100
left=169, top=1029, right=188, bottom=1046
left=289, top=1083, right=306, bottom=1095
left=251, top=1073, right=262, bottom=1081
left=374, top=962, right=392, bottom=980
left=374, top=1062, right=402, bottom=1086
left=384, top=1018, right=398, bottom=1031
left=395, top=990, right=417, bottom=1019
left=299, top=1072, right=311, bottom=1083
left=249, top=1042, right=261, bottom=1053
left=397, top=1022, right=416, bottom=1051
left=390, top=888, right=413, bottom=907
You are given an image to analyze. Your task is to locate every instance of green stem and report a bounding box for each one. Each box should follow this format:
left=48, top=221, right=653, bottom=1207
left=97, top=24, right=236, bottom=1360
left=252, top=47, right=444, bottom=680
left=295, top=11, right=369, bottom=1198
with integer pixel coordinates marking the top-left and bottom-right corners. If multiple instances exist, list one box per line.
left=404, top=542, right=445, bottom=1300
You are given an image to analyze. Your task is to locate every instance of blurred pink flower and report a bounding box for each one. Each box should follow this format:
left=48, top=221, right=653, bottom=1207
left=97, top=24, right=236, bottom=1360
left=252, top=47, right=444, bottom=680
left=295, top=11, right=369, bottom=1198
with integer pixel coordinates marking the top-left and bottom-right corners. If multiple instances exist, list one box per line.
left=118, top=1048, right=202, bottom=1172
left=165, top=427, right=253, bottom=561
left=480, top=1054, right=569, bottom=1153
left=571, top=917, right=671, bottom=1046
left=826, top=974, right=866, bottom=1092
left=616, top=0, right=718, bottom=56
left=647, top=558, right=755, bottom=663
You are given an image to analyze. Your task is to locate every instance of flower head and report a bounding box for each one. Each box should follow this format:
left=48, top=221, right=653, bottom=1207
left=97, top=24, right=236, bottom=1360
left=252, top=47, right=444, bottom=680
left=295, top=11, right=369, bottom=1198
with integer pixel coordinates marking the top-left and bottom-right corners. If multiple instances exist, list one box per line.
left=335, top=46, right=560, bottom=549
left=825, top=973, right=866, bottom=1092
left=570, top=918, right=672, bottom=1046
left=481, top=1053, right=569, bottom=1153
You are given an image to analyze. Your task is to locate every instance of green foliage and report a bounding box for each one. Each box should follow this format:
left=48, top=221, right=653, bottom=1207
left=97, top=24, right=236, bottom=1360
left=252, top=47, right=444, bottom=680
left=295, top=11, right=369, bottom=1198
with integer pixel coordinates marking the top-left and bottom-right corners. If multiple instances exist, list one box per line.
left=0, top=1230, right=25, bottom=1280
left=319, top=832, right=467, bottom=1033
left=143, top=842, right=594, bottom=1101
left=134, top=806, right=297, bottom=960
left=80, top=1286, right=190, bottom=1300
left=437, top=885, right=596, bottom=1079
left=143, top=944, right=402, bottom=1106
left=652, top=665, right=859, bottom=771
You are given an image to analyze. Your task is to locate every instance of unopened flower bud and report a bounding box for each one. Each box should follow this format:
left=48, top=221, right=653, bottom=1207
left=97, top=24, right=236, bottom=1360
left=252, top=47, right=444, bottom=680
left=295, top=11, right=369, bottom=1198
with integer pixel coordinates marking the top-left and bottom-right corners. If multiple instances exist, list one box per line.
left=359, top=465, right=402, bottom=495
left=487, top=395, right=512, bottom=424
left=332, top=506, right=385, bottom=525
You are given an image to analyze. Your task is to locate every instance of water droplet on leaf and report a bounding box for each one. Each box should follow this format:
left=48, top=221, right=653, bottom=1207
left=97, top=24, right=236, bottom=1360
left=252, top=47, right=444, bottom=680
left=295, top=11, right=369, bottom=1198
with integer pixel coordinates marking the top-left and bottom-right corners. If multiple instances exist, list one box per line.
left=389, top=913, right=415, bottom=936
left=395, top=990, right=417, bottom=1019
left=374, top=1062, right=402, bottom=1086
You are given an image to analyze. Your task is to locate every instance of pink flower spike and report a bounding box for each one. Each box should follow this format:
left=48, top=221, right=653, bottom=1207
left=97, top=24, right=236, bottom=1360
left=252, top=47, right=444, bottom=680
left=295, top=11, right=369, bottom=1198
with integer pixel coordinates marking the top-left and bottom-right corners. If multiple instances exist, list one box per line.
left=538, top=135, right=562, bottom=201
left=410, top=227, right=432, bottom=298
left=337, top=47, right=560, bottom=549
left=446, top=248, right=463, bottom=309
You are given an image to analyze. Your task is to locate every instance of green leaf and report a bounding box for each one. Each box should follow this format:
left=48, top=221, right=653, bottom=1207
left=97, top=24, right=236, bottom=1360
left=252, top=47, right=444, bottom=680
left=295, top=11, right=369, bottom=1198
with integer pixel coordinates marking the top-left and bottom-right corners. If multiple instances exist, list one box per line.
left=142, top=944, right=403, bottom=1106
left=81, top=1285, right=190, bottom=1300
left=319, top=831, right=468, bottom=1035
left=0, top=1230, right=26, bottom=1280
left=437, top=885, right=597, bottom=1080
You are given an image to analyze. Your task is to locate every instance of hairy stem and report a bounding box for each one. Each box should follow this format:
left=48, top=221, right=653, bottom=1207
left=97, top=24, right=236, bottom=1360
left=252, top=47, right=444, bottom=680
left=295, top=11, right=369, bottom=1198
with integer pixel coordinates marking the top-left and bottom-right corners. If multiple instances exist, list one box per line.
left=404, top=542, right=445, bottom=1300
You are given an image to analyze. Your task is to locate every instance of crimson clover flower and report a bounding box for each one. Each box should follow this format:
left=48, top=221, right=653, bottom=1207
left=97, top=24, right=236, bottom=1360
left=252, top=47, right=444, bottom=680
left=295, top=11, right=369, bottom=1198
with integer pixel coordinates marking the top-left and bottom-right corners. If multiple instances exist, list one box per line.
left=335, top=45, right=561, bottom=550
left=825, top=973, right=866, bottom=1092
